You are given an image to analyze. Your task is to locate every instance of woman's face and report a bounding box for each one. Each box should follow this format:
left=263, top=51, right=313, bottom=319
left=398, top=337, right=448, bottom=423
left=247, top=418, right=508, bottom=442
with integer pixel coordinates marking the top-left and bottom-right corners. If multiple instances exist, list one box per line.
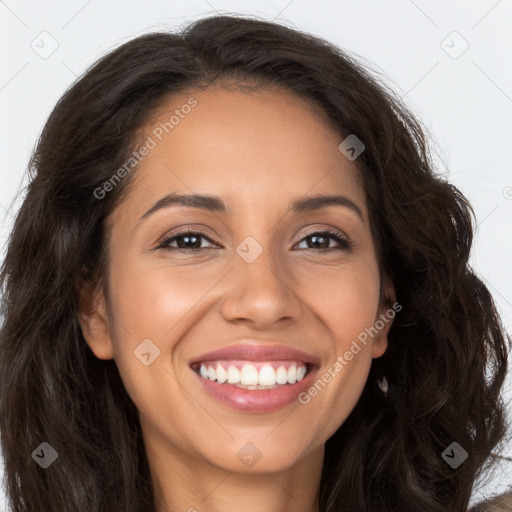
left=80, top=86, right=394, bottom=475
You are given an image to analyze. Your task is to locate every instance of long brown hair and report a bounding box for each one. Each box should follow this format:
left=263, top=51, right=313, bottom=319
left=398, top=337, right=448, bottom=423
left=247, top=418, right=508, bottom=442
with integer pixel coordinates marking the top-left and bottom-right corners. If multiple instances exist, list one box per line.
left=0, top=14, right=509, bottom=512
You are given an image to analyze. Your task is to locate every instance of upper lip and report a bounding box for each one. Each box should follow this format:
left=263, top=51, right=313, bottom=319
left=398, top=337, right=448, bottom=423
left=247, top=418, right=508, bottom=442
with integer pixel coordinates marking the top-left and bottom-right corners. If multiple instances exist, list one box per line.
left=189, top=342, right=320, bottom=366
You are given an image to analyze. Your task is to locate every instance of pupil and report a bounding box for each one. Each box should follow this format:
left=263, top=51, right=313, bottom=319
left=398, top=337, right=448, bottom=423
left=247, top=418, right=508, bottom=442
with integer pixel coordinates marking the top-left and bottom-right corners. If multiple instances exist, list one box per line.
left=310, top=235, right=328, bottom=249
left=177, top=235, right=200, bottom=248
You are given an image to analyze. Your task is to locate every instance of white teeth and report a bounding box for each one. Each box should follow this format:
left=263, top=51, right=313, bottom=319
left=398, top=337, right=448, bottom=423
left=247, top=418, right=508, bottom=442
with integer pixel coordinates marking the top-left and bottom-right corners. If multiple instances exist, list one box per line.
left=227, top=365, right=241, bottom=384
left=275, top=365, right=288, bottom=385
left=198, top=362, right=308, bottom=386
left=207, top=366, right=216, bottom=381
left=216, top=364, right=227, bottom=384
left=240, top=364, right=259, bottom=385
left=287, top=364, right=297, bottom=384
left=258, top=365, right=276, bottom=386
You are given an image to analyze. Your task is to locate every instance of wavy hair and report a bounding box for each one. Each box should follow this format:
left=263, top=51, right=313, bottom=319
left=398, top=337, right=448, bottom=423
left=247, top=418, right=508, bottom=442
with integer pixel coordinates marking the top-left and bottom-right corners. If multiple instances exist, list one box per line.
left=0, top=14, right=509, bottom=512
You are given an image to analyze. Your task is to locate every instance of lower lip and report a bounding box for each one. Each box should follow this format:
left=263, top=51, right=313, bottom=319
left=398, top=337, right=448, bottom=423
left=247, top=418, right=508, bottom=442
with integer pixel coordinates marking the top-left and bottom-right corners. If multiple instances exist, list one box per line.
left=192, top=366, right=318, bottom=412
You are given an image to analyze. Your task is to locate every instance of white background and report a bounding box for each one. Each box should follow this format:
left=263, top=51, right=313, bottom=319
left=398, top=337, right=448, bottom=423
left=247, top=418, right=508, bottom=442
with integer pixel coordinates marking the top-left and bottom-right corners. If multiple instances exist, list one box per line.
left=0, top=0, right=511, bottom=509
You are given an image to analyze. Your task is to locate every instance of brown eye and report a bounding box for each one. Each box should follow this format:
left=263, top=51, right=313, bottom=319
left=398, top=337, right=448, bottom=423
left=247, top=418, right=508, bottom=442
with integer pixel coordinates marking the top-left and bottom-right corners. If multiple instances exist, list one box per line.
left=295, top=230, right=352, bottom=251
left=157, top=229, right=217, bottom=251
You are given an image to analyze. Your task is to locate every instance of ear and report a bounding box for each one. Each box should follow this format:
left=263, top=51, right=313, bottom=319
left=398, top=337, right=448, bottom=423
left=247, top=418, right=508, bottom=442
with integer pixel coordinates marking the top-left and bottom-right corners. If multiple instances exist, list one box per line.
left=76, top=270, right=114, bottom=360
left=372, top=276, right=397, bottom=359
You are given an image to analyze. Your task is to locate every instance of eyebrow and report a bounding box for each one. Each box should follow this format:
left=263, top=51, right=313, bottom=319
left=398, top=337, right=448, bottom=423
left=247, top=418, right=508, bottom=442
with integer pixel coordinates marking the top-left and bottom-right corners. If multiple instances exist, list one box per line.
left=138, top=193, right=364, bottom=224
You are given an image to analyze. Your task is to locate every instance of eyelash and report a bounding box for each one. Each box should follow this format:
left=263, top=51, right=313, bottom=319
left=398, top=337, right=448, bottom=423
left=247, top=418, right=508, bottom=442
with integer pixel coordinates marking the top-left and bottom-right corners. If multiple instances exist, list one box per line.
left=156, top=228, right=352, bottom=253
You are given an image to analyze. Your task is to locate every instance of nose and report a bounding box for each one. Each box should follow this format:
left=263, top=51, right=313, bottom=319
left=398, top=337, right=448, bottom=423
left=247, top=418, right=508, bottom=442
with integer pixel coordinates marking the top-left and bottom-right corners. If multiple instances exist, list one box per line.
left=219, top=245, right=304, bottom=329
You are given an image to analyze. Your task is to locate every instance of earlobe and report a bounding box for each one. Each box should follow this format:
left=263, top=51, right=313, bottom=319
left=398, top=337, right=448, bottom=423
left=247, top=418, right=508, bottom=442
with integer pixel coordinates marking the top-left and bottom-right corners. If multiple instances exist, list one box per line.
left=372, top=336, right=388, bottom=359
left=76, top=275, right=114, bottom=360
left=371, top=317, right=392, bottom=359
left=372, top=276, right=397, bottom=359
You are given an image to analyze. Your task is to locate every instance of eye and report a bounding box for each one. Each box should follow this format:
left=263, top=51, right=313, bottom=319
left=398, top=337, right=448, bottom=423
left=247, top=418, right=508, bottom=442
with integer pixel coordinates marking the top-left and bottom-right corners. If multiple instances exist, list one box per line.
left=294, top=230, right=352, bottom=252
left=156, top=229, right=218, bottom=251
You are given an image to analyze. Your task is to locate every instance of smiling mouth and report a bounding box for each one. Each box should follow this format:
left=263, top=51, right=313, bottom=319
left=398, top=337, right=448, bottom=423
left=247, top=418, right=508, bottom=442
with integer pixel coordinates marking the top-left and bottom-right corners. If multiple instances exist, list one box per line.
left=191, top=360, right=312, bottom=390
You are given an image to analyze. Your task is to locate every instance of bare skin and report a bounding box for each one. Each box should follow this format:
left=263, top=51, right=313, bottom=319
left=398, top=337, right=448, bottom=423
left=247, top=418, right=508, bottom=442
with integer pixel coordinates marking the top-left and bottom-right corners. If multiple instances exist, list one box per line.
left=78, top=85, right=395, bottom=512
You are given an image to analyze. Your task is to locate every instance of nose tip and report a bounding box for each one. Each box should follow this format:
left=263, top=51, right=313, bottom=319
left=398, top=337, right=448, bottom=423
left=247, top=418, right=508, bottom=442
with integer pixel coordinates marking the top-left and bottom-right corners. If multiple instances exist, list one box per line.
left=219, top=252, right=303, bottom=328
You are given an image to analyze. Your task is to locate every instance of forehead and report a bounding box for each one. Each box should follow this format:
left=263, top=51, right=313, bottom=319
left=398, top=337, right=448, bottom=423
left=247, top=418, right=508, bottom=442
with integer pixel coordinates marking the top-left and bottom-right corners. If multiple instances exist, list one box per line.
left=117, top=86, right=367, bottom=220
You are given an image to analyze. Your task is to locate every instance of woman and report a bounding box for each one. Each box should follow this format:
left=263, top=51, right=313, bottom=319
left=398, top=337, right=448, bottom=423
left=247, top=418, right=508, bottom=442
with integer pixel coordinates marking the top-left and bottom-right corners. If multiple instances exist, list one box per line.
left=0, top=14, right=509, bottom=512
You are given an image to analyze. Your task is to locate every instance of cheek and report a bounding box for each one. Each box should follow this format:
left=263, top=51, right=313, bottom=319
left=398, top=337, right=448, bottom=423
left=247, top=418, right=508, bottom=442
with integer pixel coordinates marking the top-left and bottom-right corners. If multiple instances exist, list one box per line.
left=107, top=255, right=214, bottom=343
left=300, top=261, right=381, bottom=345
left=104, top=258, right=206, bottom=417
